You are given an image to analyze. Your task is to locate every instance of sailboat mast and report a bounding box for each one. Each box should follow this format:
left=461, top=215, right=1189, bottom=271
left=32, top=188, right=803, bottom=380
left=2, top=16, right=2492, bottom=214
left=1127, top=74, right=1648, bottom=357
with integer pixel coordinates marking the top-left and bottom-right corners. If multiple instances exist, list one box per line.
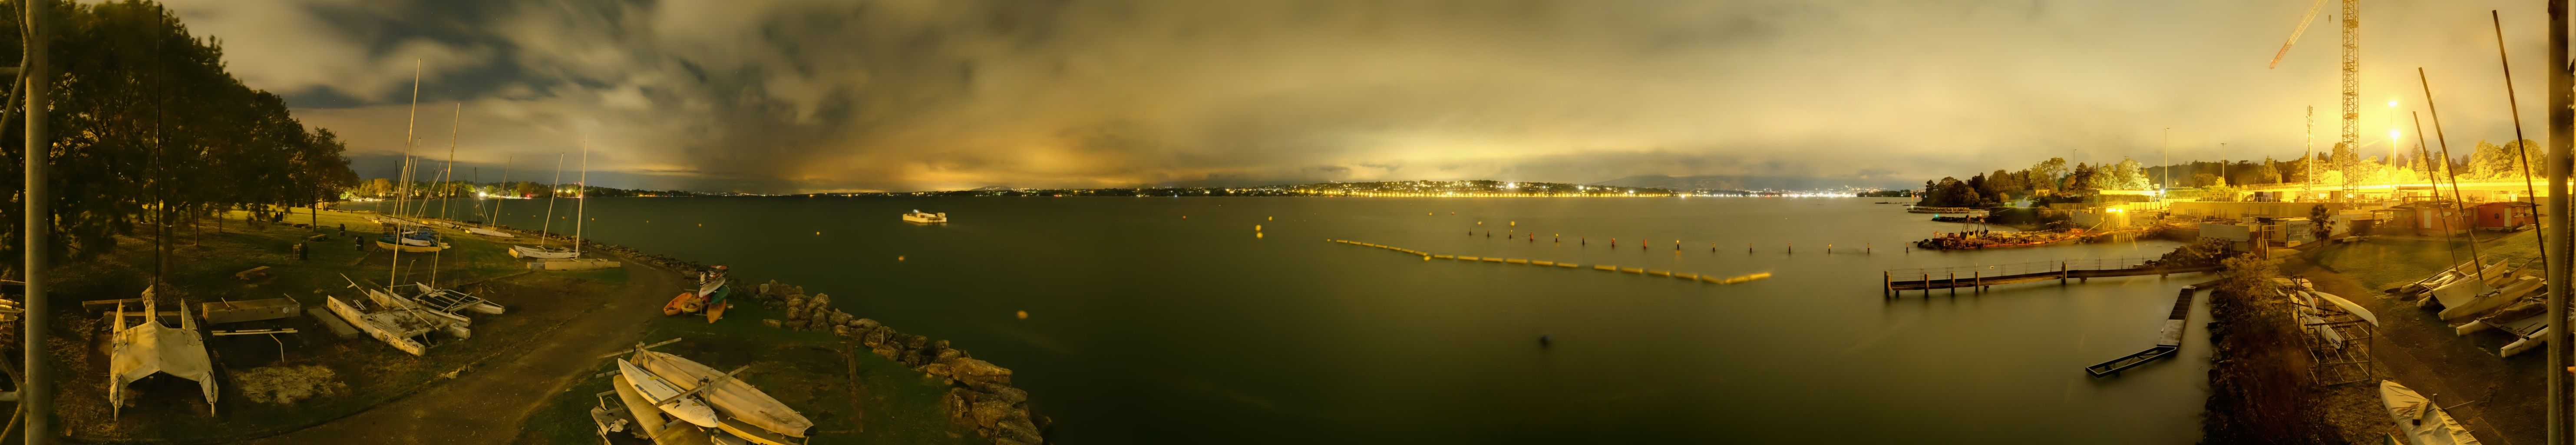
left=439, top=103, right=459, bottom=220
left=576, top=136, right=589, bottom=257
left=492, top=155, right=510, bottom=226
left=390, top=60, right=421, bottom=287
left=539, top=153, right=563, bottom=249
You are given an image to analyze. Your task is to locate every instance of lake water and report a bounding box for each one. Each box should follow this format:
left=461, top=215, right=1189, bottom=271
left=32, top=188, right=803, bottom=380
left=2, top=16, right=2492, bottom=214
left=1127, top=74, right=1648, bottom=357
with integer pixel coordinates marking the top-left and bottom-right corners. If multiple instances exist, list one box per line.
left=364, top=196, right=2206, bottom=443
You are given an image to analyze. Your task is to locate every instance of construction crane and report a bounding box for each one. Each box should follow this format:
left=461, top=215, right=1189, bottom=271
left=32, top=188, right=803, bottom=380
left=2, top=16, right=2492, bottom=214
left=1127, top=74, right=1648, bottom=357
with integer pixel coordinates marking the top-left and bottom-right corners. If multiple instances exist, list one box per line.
left=2270, top=0, right=2359, bottom=192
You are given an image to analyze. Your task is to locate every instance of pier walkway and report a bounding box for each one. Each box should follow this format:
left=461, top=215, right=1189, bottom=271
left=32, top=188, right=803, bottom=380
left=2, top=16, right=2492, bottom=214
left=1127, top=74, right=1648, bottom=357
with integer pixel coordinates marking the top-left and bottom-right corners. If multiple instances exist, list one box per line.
left=1880, top=257, right=2217, bottom=297
left=2084, top=280, right=2218, bottom=377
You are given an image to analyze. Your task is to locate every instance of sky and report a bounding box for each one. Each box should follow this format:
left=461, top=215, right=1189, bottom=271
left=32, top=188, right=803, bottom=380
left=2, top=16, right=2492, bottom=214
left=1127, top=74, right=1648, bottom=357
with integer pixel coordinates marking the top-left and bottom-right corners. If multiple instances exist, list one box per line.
left=153, top=0, right=2563, bottom=193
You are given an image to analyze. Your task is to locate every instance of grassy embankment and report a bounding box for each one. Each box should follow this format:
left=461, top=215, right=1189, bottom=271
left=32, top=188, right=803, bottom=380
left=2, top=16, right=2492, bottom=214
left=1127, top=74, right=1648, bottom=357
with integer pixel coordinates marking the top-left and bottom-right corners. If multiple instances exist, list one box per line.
left=516, top=289, right=985, bottom=444
left=41, top=207, right=626, bottom=442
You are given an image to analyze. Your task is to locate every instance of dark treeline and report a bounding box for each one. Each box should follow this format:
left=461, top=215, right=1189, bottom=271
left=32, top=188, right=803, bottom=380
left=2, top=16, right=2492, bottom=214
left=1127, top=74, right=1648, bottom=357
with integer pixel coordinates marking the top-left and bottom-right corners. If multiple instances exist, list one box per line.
left=1917, top=139, right=2540, bottom=209
left=2, top=0, right=357, bottom=264
left=1919, top=157, right=2150, bottom=208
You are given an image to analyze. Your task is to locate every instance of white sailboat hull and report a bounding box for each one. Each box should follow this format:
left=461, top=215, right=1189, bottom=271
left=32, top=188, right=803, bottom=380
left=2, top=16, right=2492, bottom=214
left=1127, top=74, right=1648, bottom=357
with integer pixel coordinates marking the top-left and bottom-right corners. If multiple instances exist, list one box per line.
left=618, top=359, right=720, bottom=428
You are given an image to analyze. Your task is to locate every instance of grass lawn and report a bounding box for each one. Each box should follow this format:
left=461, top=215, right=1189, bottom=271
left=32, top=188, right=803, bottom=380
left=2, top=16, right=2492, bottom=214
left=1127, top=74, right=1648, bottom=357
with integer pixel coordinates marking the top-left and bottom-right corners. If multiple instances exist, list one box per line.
left=518, top=301, right=985, bottom=445
left=42, top=207, right=628, bottom=442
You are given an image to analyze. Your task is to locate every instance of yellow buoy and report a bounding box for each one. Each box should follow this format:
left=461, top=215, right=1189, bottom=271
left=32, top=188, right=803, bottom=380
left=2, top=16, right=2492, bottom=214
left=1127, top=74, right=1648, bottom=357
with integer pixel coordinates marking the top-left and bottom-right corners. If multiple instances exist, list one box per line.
left=1256, top=232, right=1265, bottom=239
left=1476, top=221, right=1483, bottom=225
left=898, top=256, right=906, bottom=261
left=1422, top=255, right=1431, bottom=261
left=1016, top=310, right=1028, bottom=320
left=1255, top=225, right=1262, bottom=231
left=815, top=231, right=821, bottom=235
left=1509, top=221, right=1516, bottom=226
left=1268, top=216, right=1274, bottom=221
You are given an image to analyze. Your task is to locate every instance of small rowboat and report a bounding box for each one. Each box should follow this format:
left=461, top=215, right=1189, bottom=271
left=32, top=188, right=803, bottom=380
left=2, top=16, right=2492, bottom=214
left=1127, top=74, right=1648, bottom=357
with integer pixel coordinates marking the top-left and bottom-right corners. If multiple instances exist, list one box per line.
left=618, top=359, right=719, bottom=428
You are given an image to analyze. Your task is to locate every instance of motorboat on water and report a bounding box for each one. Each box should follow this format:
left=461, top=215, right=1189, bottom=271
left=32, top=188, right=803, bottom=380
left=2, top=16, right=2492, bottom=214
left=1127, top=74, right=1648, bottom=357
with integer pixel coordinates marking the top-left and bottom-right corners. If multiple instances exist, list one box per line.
left=902, top=210, right=948, bottom=224
left=2380, top=380, right=2483, bottom=445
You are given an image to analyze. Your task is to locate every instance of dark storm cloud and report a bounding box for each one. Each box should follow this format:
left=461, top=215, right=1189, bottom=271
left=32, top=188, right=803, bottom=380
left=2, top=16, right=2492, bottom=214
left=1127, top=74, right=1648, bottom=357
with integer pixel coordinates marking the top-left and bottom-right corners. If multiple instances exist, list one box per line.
left=160, top=0, right=2561, bottom=193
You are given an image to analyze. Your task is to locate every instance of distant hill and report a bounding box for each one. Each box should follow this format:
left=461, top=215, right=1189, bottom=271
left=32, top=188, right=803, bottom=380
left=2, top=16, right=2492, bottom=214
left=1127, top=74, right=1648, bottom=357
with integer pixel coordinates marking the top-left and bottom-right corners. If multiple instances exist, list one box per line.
left=967, top=186, right=1017, bottom=192
left=1589, top=175, right=1914, bottom=192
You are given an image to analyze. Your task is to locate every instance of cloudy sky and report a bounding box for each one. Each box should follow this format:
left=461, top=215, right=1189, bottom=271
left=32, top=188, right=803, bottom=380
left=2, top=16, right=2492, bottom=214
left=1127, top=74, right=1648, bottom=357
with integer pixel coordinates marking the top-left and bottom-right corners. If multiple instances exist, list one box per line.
left=156, top=0, right=2556, bottom=193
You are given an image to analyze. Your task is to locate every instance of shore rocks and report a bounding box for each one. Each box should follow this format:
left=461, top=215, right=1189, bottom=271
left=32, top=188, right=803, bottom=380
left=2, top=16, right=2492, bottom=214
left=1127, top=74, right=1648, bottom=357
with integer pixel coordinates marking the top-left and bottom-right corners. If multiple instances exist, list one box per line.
left=714, top=275, right=1044, bottom=445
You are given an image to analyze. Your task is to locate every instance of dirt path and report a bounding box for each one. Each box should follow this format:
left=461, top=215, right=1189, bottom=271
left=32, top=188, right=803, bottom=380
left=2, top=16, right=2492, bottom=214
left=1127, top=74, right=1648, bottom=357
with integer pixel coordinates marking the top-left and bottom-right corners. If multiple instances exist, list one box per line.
left=246, top=259, right=684, bottom=445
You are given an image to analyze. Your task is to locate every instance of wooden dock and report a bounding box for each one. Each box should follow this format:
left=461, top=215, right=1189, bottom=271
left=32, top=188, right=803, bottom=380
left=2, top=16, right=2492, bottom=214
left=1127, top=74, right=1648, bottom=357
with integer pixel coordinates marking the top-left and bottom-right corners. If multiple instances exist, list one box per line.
left=1881, top=257, right=2217, bottom=297
left=2085, top=280, right=2216, bottom=377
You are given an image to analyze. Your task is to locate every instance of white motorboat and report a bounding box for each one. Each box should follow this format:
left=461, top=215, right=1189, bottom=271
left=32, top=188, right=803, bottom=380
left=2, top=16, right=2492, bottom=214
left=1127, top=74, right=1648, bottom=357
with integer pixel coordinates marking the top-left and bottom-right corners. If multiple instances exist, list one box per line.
left=2380, top=380, right=2483, bottom=445
left=902, top=210, right=948, bottom=224
left=617, top=359, right=720, bottom=428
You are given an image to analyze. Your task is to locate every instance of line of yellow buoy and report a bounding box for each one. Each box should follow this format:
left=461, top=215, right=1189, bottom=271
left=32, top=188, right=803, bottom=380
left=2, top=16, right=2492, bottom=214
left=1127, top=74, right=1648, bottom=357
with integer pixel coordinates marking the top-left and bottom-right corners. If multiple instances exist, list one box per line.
left=1327, top=239, right=1771, bottom=285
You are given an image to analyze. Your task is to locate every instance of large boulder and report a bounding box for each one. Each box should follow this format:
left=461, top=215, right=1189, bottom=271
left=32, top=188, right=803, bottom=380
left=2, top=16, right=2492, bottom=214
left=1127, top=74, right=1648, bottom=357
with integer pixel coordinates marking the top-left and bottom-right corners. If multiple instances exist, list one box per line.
left=949, top=358, right=1012, bottom=387
left=989, top=419, right=1042, bottom=445
left=900, top=334, right=929, bottom=351
left=854, top=318, right=881, bottom=330
left=760, top=319, right=782, bottom=329
left=934, top=348, right=967, bottom=363
left=862, top=330, right=888, bottom=348
left=921, top=363, right=952, bottom=380
left=827, top=311, right=853, bottom=326
left=970, top=400, right=1029, bottom=429
left=977, top=385, right=1028, bottom=405
left=941, top=389, right=973, bottom=425
left=786, top=306, right=807, bottom=320
left=808, top=293, right=831, bottom=309
left=872, top=345, right=902, bottom=361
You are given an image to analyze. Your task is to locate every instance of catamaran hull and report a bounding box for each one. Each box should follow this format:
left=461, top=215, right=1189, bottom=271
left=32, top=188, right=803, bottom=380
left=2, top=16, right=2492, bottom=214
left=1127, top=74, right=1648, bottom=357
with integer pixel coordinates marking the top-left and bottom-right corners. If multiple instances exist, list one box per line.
left=376, top=241, right=451, bottom=253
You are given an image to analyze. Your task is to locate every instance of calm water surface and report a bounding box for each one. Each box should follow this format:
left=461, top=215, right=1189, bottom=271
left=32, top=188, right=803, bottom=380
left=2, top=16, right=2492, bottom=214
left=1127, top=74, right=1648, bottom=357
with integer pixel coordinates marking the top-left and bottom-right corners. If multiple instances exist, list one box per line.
left=380, top=196, right=2208, bottom=443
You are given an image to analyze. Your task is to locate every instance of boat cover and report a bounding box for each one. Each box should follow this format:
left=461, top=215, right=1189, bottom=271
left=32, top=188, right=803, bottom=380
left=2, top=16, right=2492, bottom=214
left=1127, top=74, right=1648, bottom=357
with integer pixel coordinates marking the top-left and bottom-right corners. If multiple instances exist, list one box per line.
left=109, top=287, right=218, bottom=417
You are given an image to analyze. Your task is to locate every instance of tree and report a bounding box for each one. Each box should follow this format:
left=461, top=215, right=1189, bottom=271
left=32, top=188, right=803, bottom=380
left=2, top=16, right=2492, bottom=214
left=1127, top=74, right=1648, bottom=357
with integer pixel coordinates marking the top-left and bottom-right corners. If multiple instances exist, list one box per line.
left=2308, top=204, right=2332, bottom=241
left=2030, top=157, right=2068, bottom=192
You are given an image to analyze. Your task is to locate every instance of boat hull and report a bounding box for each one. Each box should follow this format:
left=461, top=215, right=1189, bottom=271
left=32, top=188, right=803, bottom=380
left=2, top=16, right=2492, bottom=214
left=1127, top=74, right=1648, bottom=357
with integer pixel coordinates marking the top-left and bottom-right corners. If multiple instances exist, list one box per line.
left=375, top=241, right=450, bottom=253
left=635, top=351, right=813, bottom=437
left=618, top=359, right=720, bottom=428
left=511, top=245, right=578, bottom=259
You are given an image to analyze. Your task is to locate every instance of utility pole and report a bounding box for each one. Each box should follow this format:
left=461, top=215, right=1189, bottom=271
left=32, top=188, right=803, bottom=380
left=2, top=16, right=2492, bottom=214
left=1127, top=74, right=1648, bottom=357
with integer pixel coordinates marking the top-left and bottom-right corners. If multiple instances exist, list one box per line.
left=2162, top=128, right=2170, bottom=198
left=2305, top=106, right=2315, bottom=199
left=23, top=0, right=50, bottom=442
left=2546, top=0, right=2571, bottom=440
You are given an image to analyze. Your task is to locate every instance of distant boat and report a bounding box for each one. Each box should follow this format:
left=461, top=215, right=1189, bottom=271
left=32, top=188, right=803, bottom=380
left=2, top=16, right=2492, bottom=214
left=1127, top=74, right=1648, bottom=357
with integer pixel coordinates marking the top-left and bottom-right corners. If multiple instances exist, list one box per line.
left=902, top=210, right=948, bottom=224
left=465, top=227, right=515, bottom=238
left=2380, top=380, right=2482, bottom=445
left=618, top=359, right=720, bottom=428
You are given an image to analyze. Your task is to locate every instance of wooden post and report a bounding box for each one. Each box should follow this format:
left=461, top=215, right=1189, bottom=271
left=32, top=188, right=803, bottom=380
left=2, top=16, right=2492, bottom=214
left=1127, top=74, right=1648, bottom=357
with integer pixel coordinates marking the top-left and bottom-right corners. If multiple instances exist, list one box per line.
left=2060, top=261, right=2068, bottom=285
left=1884, top=271, right=1892, bottom=298
left=1923, top=273, right=1930, bottom=297
left=1974, top=270, right=1982, bottom=294
left=1949, top=272, right=1956, bottom=296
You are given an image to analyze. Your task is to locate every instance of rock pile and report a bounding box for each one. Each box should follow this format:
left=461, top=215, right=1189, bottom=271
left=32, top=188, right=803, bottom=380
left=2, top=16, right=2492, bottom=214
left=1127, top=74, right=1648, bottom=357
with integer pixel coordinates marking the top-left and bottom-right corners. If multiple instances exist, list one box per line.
left=743, top=279, right=1048, bottom=445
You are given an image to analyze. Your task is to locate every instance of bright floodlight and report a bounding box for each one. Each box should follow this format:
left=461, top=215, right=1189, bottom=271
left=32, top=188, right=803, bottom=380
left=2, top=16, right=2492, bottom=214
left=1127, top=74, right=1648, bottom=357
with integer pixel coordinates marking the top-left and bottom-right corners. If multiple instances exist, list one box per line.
left=2388, top=129, right=2400, bottom=140
left=2387, top=100, right=2398, bottom=107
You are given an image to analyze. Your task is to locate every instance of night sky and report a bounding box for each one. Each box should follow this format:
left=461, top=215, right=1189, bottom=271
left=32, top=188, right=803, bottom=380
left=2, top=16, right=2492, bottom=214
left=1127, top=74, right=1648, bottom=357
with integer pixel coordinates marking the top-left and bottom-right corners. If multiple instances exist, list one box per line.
left=161, top=0, right=2557, bottom=193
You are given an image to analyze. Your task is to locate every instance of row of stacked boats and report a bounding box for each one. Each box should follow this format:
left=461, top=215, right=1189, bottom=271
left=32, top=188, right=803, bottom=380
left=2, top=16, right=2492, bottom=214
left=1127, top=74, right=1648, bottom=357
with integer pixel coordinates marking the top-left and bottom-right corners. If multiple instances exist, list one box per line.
left=601, top=343, right=812, bottom=445
left=2388, top=258, right=2553, bottom=357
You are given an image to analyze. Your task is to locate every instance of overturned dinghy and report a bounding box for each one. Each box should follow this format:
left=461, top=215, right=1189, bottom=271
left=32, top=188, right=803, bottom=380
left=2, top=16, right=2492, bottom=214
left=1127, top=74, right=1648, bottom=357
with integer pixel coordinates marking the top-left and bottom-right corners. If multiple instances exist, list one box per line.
left=2381, top=380, right=2483, bottom=445
left=109, top=286, right=218, bottom=417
